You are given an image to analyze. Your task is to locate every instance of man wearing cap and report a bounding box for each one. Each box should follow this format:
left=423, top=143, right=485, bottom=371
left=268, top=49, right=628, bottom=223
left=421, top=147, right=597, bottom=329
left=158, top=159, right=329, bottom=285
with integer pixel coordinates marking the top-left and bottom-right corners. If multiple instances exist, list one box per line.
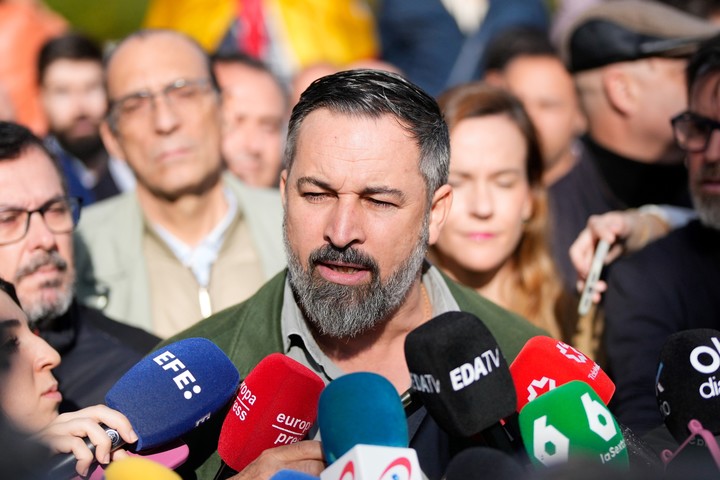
left=549, top=1, right=719, bottom=293
left=603, top=32, right=720, bottom=436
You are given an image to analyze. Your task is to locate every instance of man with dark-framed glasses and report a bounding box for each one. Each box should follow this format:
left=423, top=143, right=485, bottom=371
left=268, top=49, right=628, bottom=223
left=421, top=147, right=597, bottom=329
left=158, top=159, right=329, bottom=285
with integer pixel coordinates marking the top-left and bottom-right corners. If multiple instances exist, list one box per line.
left=602, top=32, right=720, bottom=437
left=74, top=29, right=286, bottom=338
left=0, top=120, right=158, bottom=411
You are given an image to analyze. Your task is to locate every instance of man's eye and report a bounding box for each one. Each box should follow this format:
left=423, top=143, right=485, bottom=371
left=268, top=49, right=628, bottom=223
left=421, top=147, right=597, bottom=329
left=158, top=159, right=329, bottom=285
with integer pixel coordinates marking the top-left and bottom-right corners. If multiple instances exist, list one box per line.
left=171, top=84, right=199, bottom=99
left=0, top=212, right=22, bottom=225
left=303, top=192, right=330, bottom=201
left=45, top=203, right=69, bottom=217
left=367, top=198, right=395, bottom=208
left=120, top=96, right=147, bottom=113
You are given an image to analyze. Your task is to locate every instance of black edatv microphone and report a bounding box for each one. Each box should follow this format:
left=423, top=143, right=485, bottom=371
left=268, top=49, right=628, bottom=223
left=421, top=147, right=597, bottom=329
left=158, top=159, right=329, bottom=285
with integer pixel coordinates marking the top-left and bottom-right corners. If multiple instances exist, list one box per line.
left=404, top=311, right=522, bottom=456
left=44, top=338, right=241, bottom=479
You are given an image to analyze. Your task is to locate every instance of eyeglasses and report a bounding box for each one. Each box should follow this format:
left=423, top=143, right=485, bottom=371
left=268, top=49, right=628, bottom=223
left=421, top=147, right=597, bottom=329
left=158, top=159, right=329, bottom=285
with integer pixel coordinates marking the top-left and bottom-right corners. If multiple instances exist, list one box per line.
left=107, top=78, right=214, bottom=128
left=671, top=111, right=720, bottom=153
left=0, top=197, right=82, bottom=246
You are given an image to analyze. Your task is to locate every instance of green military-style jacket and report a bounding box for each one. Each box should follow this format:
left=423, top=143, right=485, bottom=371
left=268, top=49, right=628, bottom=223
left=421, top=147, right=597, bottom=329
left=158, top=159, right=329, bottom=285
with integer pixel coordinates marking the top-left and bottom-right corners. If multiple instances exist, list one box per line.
left=159, top=269, right=546, bottom=479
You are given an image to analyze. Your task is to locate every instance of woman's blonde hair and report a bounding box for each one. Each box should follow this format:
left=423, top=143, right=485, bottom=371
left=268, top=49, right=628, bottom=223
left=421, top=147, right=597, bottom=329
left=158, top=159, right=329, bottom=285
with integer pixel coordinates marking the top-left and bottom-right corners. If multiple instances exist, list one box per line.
left=436, top=82, right=563, bottom=338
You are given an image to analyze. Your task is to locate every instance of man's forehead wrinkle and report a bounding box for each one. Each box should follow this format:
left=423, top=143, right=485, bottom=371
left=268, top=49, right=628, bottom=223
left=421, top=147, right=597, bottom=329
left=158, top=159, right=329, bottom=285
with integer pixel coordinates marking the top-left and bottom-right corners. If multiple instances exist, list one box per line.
left=106, top=35, right=206, bottom=96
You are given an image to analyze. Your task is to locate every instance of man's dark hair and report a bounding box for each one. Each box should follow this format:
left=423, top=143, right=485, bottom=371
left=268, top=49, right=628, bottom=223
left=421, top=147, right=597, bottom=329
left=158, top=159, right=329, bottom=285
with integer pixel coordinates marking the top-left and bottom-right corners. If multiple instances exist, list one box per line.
left=484, top=27, right=558, bottom=73
left=211, top=51, right=269, bottom=73
left=687, top=32, right=720, bottom=95
left=210, top=50, right=289, bottom=105
left=38, top=32, right=103, bottom=85
left=0, top=121, right=67, bottom=194
left=285, top=69, right=449, bottom=203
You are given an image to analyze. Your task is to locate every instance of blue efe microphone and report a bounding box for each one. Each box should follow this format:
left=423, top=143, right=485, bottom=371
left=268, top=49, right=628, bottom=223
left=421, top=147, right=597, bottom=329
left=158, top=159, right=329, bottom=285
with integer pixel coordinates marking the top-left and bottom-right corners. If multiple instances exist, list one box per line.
left=45, top=338, right=240, bottom=478
left=317, top=372, right=408, bottom=464
left=106, top=337, right=240, bottom=450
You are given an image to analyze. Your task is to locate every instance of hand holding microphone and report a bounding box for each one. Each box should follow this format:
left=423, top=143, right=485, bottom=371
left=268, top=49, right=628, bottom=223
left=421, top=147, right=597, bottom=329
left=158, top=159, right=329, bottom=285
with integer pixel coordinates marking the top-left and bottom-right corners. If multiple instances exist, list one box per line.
left=43, top=337, right=241, bottom=479
left=228, top=441, right=325, bottom=480
left=36, top=404, right=137, bottom=477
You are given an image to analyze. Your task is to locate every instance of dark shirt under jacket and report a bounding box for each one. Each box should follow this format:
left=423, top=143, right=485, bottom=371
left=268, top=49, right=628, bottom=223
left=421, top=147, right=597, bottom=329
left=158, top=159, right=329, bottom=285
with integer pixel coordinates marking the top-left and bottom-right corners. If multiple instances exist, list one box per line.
left=549, top=135, right=691, bottom=293
left=603, top=221, right=720, bottom=435
left=38, top=300, right=159, bottom=411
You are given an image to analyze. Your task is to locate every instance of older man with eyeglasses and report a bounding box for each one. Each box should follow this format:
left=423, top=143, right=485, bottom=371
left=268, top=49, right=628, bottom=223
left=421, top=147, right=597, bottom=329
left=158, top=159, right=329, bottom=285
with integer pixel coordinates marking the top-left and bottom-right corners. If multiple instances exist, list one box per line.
left=600, top=32, right=720, bottom=437
left=73, top=30, right=286, bottom=338
left=0, top=120, right=159, bottom=411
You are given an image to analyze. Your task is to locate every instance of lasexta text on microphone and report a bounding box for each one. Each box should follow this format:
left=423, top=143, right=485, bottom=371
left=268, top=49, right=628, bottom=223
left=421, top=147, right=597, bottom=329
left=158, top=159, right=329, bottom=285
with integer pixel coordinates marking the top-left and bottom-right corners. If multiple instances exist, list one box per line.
left=518, top=380, right=628, bottom=468
left=510, top=335, right=665, bottom=472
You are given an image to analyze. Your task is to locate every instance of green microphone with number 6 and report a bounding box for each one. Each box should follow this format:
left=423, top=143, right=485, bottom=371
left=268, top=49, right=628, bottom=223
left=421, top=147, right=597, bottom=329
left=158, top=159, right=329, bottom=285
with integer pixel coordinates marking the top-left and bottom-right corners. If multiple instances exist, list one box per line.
left=518, top=380, right=628, bottom=468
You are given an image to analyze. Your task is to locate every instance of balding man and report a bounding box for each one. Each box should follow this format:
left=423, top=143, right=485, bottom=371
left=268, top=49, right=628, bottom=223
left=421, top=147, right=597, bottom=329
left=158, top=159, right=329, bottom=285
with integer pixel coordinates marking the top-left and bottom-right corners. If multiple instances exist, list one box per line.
left=549, top=1, right=719, bottom=293
left=74, top=30, right=285, bottom=337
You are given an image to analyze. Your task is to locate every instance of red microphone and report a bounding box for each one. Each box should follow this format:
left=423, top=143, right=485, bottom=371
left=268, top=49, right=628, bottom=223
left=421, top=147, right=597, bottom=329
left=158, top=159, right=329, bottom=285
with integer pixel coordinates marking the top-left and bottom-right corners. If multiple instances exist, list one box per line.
left=216, top=353, right=325, bottom=477
left=509, top=336, right=614, bottom=412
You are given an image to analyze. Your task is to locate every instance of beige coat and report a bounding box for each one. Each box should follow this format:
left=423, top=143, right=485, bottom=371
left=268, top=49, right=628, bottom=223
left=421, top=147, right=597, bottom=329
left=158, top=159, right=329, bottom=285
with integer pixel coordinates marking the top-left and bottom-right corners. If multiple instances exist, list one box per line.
left=73, top=174, right=286, bottom=334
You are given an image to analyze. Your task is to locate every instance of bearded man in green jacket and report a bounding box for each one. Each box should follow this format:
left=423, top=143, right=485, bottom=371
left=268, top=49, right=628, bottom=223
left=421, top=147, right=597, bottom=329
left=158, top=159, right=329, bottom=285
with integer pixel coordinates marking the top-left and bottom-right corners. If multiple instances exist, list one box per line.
left=161, top=69, right=546, bottom=480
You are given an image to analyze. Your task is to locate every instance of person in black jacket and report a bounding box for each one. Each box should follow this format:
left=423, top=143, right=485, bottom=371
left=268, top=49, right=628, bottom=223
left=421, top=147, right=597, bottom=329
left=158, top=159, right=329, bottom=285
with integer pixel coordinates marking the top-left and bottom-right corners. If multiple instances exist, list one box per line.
left=0, top=121, right=158, bottom=412
left=603, top=33, right=720, bottom=435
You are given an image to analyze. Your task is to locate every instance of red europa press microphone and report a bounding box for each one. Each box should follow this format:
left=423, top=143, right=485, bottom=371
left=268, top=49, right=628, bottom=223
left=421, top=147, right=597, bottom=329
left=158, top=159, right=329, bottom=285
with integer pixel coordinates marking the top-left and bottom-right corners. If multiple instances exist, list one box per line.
left=509, top=336, right=615, bottom=412
left=215, top=353, right=325, bottom=478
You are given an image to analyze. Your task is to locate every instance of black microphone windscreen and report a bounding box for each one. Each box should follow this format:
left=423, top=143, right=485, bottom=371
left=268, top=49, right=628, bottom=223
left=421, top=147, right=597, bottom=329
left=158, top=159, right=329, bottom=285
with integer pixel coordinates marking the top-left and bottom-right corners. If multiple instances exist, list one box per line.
left=404, top=311, right=516, bottom=438
left=444, top=447, right=526, bottom=480
left=656, top=329, right=720, bottom=442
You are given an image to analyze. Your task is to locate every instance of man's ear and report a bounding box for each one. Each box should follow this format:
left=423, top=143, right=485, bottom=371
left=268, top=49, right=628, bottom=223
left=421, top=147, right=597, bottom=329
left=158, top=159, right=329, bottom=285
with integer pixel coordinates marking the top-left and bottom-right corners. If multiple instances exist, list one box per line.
left=602, top=65, right=640, bottom=116
left=279, top=169, right=288, bottom=206
left=99, top=120, right=126, bottom=161
left=427, top=184, right=453, bottom=246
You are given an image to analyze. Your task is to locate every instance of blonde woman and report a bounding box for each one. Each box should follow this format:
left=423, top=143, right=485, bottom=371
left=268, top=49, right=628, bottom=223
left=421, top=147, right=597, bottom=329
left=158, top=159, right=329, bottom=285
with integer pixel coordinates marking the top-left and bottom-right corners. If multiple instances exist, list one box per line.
left=430, top=83, right=573, bottom=339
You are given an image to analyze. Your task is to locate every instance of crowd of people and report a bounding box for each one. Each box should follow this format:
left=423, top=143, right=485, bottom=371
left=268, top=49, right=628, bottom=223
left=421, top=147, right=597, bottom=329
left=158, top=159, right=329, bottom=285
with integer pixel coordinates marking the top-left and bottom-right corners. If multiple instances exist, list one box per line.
left=0, top=0, right=719, bottom=479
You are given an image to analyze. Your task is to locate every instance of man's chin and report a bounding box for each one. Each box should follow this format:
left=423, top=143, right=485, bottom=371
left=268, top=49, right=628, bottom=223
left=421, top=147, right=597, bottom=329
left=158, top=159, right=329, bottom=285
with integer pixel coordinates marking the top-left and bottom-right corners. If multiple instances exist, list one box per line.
left=16, top=274, right=64, bottom=296
left=18, top=284, right=73, bottom=323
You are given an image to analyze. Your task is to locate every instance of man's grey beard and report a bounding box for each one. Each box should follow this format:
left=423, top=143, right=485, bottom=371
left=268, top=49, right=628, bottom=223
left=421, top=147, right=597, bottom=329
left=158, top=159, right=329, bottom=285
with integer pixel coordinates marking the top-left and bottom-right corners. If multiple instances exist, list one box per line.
left=15, top=251, right=74, bottom=328
left=284, top=213, right=429, bottom=339
left=692, top=162, right=720, bottom=230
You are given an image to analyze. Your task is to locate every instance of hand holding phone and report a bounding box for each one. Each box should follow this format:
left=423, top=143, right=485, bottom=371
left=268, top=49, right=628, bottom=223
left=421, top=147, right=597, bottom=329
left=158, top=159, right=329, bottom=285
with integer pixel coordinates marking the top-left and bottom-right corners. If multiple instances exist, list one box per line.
left=578, top=239, right=610, bottom=316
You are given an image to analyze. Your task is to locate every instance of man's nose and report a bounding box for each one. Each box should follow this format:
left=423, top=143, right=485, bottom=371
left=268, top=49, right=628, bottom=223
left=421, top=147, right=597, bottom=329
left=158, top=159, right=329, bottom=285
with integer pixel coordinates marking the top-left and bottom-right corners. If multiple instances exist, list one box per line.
left=25, top=212, right=58, bottom=251
left=324, top=199, right=366, bottom=249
